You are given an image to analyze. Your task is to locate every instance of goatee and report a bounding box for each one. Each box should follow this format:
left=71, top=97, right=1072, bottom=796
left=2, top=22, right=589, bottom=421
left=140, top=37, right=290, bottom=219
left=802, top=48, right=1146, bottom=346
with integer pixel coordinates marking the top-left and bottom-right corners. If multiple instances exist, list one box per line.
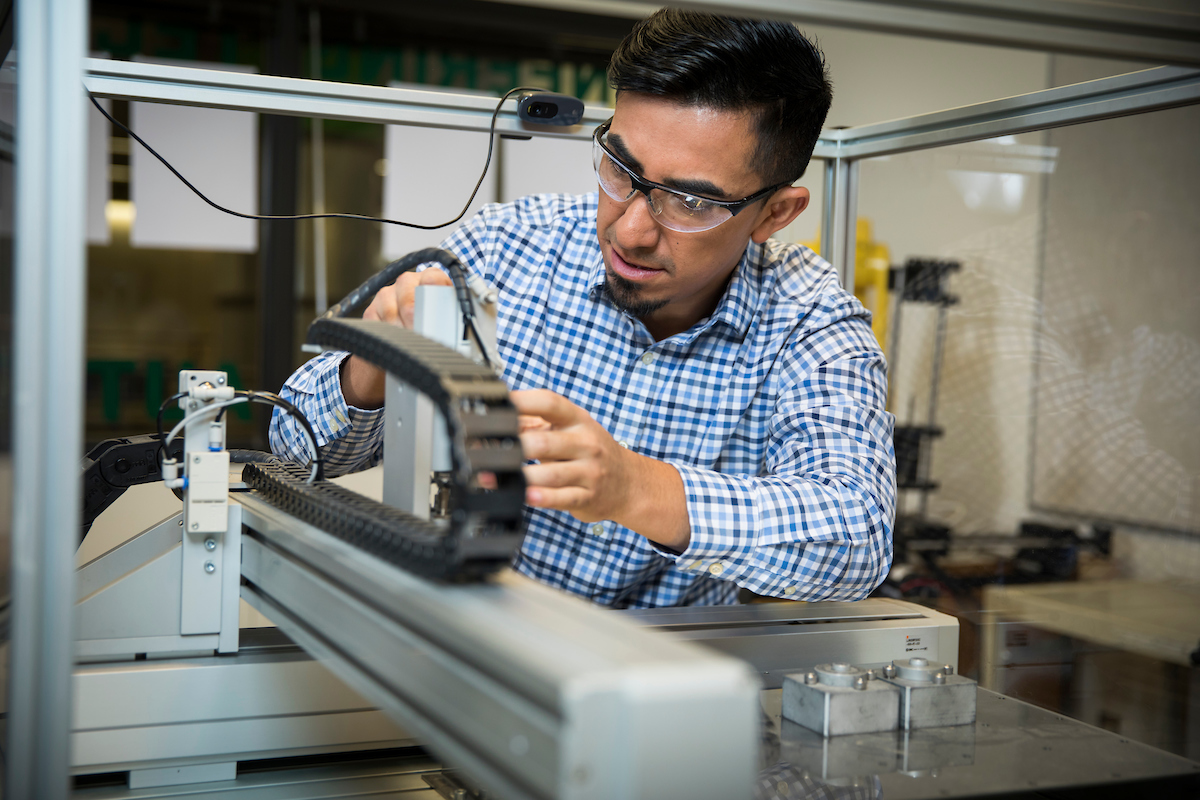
left=602, top=267, right=668, bottom=318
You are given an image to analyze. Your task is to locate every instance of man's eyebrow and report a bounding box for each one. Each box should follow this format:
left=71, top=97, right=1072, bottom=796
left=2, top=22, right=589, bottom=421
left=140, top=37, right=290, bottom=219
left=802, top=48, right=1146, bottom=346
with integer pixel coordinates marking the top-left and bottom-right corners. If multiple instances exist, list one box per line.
left=607, top=132, right=730, bottom=200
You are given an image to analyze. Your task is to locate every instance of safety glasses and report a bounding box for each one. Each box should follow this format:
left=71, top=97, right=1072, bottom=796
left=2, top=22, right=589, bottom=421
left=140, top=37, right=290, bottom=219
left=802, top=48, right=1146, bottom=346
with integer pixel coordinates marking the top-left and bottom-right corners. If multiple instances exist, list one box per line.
left=592, top=118, right=785, bottom=234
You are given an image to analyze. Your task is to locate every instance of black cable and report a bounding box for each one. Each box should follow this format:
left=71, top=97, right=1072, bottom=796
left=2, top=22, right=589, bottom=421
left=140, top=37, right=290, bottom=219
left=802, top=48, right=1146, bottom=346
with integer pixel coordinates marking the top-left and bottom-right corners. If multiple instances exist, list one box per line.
left=154, top=391, right=190, bottom=502
left=322, top=246, right=493, bottom=368
left=236, top=390, right=324, bottom=481
left=87, top=85, right=545, bottom=232
left=156, top=389, right=324, bottom=481
left=156, top=390, right=189, bottom=444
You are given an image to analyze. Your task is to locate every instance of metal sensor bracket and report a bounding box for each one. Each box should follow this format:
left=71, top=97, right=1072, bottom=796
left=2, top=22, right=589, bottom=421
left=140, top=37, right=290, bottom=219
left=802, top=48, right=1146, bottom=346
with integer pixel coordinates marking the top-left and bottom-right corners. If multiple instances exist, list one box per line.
left=185, top=450, right=231, bottom=534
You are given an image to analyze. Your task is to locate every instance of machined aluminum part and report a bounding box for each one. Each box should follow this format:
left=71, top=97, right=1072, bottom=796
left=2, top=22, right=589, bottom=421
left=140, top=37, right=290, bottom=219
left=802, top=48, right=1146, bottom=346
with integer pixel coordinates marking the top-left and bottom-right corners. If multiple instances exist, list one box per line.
left=881, top=658, right=978, bottom=730
left=781, top=665, right=901, bottom=737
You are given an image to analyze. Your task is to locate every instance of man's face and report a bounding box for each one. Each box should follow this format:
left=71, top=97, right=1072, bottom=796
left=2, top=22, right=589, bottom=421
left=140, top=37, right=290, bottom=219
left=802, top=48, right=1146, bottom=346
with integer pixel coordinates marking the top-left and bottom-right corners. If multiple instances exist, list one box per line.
left=596, top=92, right=806, bottom=340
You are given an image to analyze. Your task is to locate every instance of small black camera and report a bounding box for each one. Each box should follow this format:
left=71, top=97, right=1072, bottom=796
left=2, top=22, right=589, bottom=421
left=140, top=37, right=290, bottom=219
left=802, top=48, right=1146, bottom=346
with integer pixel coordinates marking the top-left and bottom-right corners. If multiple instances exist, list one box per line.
left=516, top=92, right=584, bottom=126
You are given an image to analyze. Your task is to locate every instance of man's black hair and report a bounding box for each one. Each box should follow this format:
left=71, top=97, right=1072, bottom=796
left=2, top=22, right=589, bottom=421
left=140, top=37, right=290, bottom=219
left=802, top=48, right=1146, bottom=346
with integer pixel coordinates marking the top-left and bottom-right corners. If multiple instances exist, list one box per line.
left=607, top=9, right=833, bottom=187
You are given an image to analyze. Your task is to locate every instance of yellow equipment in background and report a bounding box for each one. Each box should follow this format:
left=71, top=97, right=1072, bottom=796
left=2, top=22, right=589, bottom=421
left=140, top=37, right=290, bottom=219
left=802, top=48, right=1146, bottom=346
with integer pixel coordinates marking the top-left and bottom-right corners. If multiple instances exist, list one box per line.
left=803, top=218, right=891, bottom=352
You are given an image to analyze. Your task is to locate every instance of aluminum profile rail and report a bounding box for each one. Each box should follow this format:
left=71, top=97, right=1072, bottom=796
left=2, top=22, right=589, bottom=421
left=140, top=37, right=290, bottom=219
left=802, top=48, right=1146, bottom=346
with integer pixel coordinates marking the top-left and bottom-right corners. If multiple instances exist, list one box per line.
left=9, top=0, right=88, bottom=798
left=479, top=0, right=1200, bottom=67
left=236, top=491, right=760, bottom=800
left=83, top=58, right=608, bottom=140
left=811, top=65, right=1200, bottom=161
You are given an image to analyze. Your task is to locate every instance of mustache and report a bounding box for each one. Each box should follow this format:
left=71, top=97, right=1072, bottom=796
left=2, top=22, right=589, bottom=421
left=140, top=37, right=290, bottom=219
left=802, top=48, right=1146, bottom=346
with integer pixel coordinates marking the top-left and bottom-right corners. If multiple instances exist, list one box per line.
left=606, top=238, right=668, bottom=273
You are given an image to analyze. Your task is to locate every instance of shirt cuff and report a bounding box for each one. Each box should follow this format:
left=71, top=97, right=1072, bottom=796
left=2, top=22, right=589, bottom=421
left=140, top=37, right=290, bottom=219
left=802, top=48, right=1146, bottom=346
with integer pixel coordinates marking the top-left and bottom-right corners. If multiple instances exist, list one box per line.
left=650, top=462, right=753, bottom=583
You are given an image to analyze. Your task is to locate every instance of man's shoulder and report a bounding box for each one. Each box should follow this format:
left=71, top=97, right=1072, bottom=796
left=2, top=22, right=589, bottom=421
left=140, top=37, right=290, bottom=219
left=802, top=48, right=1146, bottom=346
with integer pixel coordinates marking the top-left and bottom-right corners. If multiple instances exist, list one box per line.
left=758, top=239, right=865, bottom=322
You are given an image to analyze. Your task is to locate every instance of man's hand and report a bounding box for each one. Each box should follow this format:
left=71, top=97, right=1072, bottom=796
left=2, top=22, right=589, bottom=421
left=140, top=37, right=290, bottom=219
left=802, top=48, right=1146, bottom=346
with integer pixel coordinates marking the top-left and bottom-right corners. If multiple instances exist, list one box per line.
left=341, top=269, right=454, bottom=409
left=511, top=389, right=691, bottom=551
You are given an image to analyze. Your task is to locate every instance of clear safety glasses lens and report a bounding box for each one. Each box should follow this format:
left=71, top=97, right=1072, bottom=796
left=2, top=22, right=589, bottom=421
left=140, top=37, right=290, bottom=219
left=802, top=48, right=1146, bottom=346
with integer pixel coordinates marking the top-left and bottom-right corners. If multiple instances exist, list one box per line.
left=591, top=141, right=733, bottom=234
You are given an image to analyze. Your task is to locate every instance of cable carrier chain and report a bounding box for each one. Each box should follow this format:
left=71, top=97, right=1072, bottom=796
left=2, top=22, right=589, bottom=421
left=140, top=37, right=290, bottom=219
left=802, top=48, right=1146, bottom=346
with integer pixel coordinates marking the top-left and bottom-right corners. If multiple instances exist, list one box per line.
left=245, top=315, right=527, bottom=582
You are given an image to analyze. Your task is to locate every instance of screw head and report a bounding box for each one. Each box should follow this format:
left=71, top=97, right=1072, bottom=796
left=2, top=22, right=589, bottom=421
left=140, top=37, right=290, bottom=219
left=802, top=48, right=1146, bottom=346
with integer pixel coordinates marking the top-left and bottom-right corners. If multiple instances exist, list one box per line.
left=191, top=522, right=200, bottom=531
left=943, top=664, right=955, bottom=675
left=193, top=456, right=201, bottom=464
left=204, top=538, right=217, bottom=551
left=204, top=561, right=216, bottom=574
left=217, top=376, right=226, bottom=385
left=853, top=676, right=867, bottom=691
left=933, top=671, right=946, bottom=685
left=804, top=672, right=818, bottom=685
left=883, top=664, right=897, bottom=679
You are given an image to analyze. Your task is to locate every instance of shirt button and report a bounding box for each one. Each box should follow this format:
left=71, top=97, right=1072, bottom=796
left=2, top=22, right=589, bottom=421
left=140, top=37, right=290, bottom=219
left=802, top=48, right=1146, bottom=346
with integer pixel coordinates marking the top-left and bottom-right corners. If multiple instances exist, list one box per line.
left=784, top=586, right=797, bottom=596
left=618, top=440, right=630, bottom=449
left=708, top=562, right=725, bottom=576
left=640, top=352, right=655, bottom=365
left=591, top=523, right=604, bottom=536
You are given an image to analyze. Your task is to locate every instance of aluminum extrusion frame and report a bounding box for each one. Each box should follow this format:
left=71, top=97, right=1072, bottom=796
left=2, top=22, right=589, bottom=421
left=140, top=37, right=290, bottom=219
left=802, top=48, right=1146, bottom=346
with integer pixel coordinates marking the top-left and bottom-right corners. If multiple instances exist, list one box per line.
left=9, top=1, right=87, bottom=798
left=83, top=58, right=608, bottom=140
left=237, top=491, right=761, bottom=800
left=812, top=66, right=1200, bottom=161
left=476, top=0, right=1200, bottom=68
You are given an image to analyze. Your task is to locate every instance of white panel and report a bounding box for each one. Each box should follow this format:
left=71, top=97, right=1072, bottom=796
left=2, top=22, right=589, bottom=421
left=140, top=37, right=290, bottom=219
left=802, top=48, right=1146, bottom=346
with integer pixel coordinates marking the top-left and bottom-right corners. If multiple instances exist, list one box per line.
left=381, top=124, right=497, bottom=259
left=499, top=134, right=596, bottom=202
left=87, top=96, right=111, bottom=245
left=130, top=59, right=258, bottom=252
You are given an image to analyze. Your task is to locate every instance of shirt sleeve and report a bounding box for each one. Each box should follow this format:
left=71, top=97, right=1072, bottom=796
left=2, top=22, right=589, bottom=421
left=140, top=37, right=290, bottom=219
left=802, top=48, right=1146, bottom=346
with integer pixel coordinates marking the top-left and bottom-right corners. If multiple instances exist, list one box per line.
left=666, top=317, right=896, bottom=602
left=269, top=349, right=386, bottom=477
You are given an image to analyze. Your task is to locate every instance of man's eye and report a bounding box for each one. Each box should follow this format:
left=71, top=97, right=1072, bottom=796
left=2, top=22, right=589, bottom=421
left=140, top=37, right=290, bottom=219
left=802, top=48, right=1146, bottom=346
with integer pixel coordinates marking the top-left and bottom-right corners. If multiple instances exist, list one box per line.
left=676, top=194, right=708, bottom=212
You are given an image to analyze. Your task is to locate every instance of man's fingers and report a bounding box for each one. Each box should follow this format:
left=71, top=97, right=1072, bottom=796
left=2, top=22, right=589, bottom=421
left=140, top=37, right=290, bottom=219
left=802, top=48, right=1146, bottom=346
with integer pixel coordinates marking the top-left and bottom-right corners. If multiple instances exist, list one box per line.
left=518, top=415, right=551, bottom=433
left=510, top=389, right=579, bottom=429
left=418, top=269, right=454, bottom=287
left=363, top=269, right=451, bottom=328
left=522, top=459, right=586, bottom=490
left=525, top=484, right=592, bottom=513
left=520, top=426, right=597, bottom=464
left=364, top=285, right=400, bottom=324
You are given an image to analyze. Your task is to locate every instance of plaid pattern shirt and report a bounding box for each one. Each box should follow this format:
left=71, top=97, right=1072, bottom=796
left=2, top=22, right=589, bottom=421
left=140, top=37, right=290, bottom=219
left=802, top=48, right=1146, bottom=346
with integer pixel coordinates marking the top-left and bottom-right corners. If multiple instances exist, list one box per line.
left=272, top=193, right=894, bottom=608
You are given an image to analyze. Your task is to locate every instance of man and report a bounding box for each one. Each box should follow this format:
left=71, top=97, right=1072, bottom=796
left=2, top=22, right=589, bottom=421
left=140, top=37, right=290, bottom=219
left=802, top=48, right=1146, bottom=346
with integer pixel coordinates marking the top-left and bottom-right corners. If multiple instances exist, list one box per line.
left=273, top=8, right=895, bottom=608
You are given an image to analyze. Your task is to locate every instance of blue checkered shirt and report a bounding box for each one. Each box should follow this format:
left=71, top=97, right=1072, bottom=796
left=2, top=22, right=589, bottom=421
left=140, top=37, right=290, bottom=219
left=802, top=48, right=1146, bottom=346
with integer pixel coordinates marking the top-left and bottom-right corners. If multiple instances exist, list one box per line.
left=272, top=193, right=894, bottom=608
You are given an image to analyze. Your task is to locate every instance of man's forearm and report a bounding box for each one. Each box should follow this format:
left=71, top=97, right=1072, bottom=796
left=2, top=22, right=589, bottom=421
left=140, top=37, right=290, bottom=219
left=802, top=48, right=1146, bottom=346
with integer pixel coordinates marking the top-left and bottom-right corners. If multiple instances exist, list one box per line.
left=341, top=355, right=386, bottom=409
left=615, top=452, right=691, bottom=552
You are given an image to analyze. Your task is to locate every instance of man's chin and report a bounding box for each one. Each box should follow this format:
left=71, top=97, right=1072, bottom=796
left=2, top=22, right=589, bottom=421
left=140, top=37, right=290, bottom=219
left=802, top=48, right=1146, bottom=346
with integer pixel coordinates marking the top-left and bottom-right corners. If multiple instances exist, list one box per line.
left=603, top=268, right=668, bottom=318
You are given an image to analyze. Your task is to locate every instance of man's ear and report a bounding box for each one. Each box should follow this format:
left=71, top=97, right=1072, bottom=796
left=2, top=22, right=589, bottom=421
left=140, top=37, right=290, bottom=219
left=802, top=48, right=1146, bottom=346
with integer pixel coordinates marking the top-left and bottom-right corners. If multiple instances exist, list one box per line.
left=750, top=186, right=810, bottom=244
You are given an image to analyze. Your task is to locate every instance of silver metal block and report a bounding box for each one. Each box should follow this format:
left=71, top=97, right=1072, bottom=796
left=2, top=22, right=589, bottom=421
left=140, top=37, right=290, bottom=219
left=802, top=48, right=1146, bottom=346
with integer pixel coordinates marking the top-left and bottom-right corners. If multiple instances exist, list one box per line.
left=881, top=657, right=977, bottom=729
left=781, top=663, right=900, bottom=737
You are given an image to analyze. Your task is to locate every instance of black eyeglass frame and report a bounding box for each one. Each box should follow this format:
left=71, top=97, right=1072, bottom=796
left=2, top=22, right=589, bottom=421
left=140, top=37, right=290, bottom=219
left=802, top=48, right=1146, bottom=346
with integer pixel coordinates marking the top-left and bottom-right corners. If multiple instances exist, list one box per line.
left=592, top=118, right=788, bottom=220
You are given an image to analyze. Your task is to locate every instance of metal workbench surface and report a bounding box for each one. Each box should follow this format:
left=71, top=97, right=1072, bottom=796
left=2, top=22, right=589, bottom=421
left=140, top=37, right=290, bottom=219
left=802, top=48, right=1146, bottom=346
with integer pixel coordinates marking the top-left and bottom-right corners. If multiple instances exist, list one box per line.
left=73, top=686, right=1199, bottom=799
left=759, top=686, right=1200, bottom=800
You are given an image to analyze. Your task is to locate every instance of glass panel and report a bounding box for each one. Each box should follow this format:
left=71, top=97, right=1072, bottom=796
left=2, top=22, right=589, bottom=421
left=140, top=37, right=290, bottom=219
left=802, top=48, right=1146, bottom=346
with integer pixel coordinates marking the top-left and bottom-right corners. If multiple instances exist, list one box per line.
left=857, top=101, right=1200, bottom=761
left=86, top=100, right=263, bottom=450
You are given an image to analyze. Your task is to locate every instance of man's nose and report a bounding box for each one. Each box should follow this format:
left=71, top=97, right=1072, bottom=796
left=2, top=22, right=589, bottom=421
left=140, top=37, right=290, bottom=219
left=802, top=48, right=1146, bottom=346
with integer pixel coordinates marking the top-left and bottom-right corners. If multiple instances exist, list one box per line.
left=614, top=190, right=661, bottom=249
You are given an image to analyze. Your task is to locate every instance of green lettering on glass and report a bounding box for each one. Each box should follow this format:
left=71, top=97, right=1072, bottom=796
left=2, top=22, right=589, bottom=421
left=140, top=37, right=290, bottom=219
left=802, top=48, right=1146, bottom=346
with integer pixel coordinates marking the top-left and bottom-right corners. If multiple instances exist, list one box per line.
left=442, top=53, right=477, bottom=89
left=88, top=360, right=136, bottom=423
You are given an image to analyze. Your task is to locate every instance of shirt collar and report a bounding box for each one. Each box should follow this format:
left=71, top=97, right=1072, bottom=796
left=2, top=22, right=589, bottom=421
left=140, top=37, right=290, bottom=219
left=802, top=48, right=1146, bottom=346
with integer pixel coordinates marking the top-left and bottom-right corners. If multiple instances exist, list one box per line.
left=587, top=250, right=608, bottom=301
left=708, top=242, right=764, bottom=339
